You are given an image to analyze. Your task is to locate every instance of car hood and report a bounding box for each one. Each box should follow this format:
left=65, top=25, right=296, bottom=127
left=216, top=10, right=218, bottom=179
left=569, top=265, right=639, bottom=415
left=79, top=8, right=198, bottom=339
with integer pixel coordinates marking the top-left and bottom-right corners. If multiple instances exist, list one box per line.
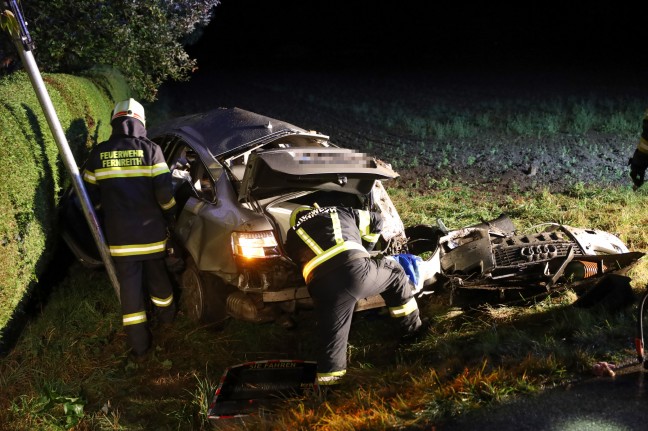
left=148, top=107, right=329, bottom=158
left=239, top=148, right=399, bottom=200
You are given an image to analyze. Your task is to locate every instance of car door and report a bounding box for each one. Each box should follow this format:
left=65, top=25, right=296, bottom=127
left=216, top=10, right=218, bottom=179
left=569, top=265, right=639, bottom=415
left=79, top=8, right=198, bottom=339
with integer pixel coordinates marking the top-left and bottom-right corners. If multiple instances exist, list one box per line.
left=156, top=135, right=269, bottom=280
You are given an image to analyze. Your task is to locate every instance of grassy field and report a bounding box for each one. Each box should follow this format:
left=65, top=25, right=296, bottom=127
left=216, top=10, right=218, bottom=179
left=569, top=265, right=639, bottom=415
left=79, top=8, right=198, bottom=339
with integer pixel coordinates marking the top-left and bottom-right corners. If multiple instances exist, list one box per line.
left=0, top=181, right=646, bottom=430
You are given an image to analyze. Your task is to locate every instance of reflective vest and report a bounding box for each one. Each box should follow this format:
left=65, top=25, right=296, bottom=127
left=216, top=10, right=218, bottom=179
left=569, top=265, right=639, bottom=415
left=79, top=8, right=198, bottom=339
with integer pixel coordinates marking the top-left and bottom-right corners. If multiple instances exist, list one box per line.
left=285, top=206, right=383, bottom=282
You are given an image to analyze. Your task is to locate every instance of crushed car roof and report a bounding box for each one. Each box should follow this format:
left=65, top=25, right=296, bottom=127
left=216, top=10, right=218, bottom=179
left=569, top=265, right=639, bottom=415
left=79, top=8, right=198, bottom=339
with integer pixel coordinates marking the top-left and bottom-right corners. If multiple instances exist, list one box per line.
left=147, top=107, right=329, bottom=157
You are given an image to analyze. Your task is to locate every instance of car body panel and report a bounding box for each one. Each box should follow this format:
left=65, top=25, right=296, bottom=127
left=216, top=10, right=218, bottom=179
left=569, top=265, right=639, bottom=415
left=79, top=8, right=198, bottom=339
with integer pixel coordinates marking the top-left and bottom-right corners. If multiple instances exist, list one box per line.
left=240, top=148, right=399, bottom=200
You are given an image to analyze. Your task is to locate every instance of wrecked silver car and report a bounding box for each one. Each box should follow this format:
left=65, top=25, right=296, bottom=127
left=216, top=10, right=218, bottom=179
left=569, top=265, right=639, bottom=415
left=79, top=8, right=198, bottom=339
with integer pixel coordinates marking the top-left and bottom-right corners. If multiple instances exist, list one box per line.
left=154, top=107, right=412, bottom=326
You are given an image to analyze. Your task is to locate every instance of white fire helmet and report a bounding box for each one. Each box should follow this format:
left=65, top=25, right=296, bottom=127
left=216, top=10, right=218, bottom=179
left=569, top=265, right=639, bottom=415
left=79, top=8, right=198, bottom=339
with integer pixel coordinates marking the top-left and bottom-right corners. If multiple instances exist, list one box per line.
left=111, top=98, right=145, bottom=126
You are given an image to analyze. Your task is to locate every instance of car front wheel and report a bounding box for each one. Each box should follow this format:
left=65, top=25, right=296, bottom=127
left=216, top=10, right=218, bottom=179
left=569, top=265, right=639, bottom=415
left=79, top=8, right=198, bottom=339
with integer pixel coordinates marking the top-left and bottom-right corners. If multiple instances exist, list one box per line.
left=179, top=256, right=233, bottom=328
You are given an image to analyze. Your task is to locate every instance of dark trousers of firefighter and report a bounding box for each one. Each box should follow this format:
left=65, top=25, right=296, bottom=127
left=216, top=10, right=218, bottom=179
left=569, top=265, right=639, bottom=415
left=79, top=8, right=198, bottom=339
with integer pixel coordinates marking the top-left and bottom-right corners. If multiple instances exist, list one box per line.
left=115, top=259, right=176, bottom=355
left=307, top=256, right=421, bottom=375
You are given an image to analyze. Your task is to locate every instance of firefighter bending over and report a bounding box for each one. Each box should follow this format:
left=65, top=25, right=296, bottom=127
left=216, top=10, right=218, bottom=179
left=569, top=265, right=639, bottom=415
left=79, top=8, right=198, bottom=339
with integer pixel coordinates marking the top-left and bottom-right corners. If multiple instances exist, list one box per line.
left=285, top=204, right=428, bottom=387
left=83, top=98, right=177, bottom=361
left=629, top=109, right=648, bottom=189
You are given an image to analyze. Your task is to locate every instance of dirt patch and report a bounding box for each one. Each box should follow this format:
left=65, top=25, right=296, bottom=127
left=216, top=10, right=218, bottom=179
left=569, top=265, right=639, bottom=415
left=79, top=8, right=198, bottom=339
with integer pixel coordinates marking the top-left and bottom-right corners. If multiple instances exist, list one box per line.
left=392, top=132, right=631, bottom=194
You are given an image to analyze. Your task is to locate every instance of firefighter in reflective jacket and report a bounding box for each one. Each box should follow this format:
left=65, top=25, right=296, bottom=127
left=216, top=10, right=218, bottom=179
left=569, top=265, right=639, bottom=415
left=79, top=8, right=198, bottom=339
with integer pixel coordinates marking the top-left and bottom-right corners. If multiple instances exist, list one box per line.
left=285, top=204, right=424, bottom=387
left=83, top=98, right=177, bottom=360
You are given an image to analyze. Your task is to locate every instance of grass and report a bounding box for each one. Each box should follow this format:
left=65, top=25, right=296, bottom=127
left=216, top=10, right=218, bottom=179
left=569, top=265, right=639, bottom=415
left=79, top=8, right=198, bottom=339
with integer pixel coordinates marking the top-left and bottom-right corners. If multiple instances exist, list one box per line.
left=254, top=73, right=645, bottom=141
left=0, top=181, right=646, bottom=430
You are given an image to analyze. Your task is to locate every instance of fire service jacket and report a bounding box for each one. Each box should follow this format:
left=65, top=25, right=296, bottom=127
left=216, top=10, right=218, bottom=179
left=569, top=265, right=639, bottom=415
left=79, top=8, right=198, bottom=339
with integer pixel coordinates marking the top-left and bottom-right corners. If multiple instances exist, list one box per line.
left=83, top=118, right=176, bottom=261
left=285, top=206, right=383, bottom=282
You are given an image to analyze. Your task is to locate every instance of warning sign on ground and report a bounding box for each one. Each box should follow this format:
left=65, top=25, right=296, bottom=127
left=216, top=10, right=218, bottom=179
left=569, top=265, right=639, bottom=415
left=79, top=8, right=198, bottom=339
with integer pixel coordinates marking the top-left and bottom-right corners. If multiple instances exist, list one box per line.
left=208, top=359, right=317, bottom=420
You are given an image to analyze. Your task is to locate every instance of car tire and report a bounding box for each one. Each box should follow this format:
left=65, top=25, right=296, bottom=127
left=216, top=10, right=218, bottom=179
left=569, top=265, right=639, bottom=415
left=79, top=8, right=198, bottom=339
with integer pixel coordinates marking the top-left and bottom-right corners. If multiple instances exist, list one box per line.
left=179, top=256, right=233, bottom=328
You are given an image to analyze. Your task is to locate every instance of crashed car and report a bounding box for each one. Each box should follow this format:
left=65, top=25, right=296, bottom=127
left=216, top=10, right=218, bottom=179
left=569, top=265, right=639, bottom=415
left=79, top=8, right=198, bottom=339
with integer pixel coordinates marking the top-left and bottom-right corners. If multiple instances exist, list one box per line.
left=61, top=107, right=409, bottom=326
left=60, top=107, right=644, bottom=326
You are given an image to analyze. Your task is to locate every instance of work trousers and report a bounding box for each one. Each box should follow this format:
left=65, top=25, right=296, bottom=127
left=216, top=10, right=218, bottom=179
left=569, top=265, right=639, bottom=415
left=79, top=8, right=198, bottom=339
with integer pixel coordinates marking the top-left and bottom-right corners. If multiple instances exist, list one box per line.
left=307, top=256, right=421, bottom=384
left=115, top=258, right=176, bottom=355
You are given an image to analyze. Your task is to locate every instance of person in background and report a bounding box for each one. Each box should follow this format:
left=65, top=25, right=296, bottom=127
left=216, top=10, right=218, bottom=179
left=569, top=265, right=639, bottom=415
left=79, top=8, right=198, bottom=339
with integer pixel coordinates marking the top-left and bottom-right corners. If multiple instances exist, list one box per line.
left=284, top=204, right=429, bottom=389
left=83, top=98, right=177, bottom=362
left=629, top=109, right=648, bottom=190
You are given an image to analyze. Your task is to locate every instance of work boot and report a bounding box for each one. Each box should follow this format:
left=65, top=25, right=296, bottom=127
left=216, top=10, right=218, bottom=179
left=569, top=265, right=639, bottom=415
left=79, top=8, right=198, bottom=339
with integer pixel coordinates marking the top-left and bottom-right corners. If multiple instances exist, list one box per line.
left=400, top=318, right=432, bottom=345
left=151, top=309, right=176, bottom=332
left=128, top=348, right=152, bottom=364
left=155, top=319, right=174, bottom=331
left=316, top=383, right=343, bottom=401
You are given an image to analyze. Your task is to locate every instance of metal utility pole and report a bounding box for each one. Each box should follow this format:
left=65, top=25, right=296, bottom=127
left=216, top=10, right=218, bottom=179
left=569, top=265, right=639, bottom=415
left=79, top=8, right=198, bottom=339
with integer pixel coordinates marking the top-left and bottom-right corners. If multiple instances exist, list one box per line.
left=1, top=0, right=121, bottom=300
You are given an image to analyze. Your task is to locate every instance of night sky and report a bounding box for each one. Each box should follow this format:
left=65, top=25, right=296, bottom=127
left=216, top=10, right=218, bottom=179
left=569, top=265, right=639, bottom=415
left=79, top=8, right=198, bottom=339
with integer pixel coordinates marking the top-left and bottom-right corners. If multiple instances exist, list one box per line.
left=188, top=1, right=647, bottom=78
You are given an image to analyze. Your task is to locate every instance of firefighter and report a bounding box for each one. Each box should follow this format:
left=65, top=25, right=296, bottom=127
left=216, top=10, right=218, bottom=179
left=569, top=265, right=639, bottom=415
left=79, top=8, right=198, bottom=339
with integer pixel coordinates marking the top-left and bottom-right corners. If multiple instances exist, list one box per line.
left=285, top=204, right=427, bottom=387
left=629, top=109, right=648, bottom=189
left=83, top=98, right=177, bottom=361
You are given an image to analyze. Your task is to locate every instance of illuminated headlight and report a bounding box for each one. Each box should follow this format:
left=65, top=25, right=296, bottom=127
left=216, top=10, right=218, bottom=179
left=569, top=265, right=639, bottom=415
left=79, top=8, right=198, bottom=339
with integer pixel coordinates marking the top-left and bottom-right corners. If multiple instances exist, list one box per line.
left=231, top=231, right=280, bottom=259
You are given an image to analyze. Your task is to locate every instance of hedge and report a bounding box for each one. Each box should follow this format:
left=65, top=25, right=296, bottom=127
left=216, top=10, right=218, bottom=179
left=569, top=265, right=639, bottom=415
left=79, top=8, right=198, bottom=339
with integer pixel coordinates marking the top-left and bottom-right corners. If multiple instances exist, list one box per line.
left=0, top=68, right=129, bottom=338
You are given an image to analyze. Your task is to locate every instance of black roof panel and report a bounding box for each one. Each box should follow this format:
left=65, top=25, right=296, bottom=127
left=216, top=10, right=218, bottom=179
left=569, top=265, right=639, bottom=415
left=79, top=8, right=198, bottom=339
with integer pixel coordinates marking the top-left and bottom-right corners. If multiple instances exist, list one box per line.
left=148, top=107, right=323, bottom=157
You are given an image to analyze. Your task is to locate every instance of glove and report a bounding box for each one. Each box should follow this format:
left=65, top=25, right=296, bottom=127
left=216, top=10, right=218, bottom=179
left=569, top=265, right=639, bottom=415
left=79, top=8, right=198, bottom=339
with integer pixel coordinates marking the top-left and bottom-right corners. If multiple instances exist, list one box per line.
left=164, top=232, right=184, bottom=272
left=629, top=149, right=648, bottom=189
left=165, top=215, right=177, bottom=236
